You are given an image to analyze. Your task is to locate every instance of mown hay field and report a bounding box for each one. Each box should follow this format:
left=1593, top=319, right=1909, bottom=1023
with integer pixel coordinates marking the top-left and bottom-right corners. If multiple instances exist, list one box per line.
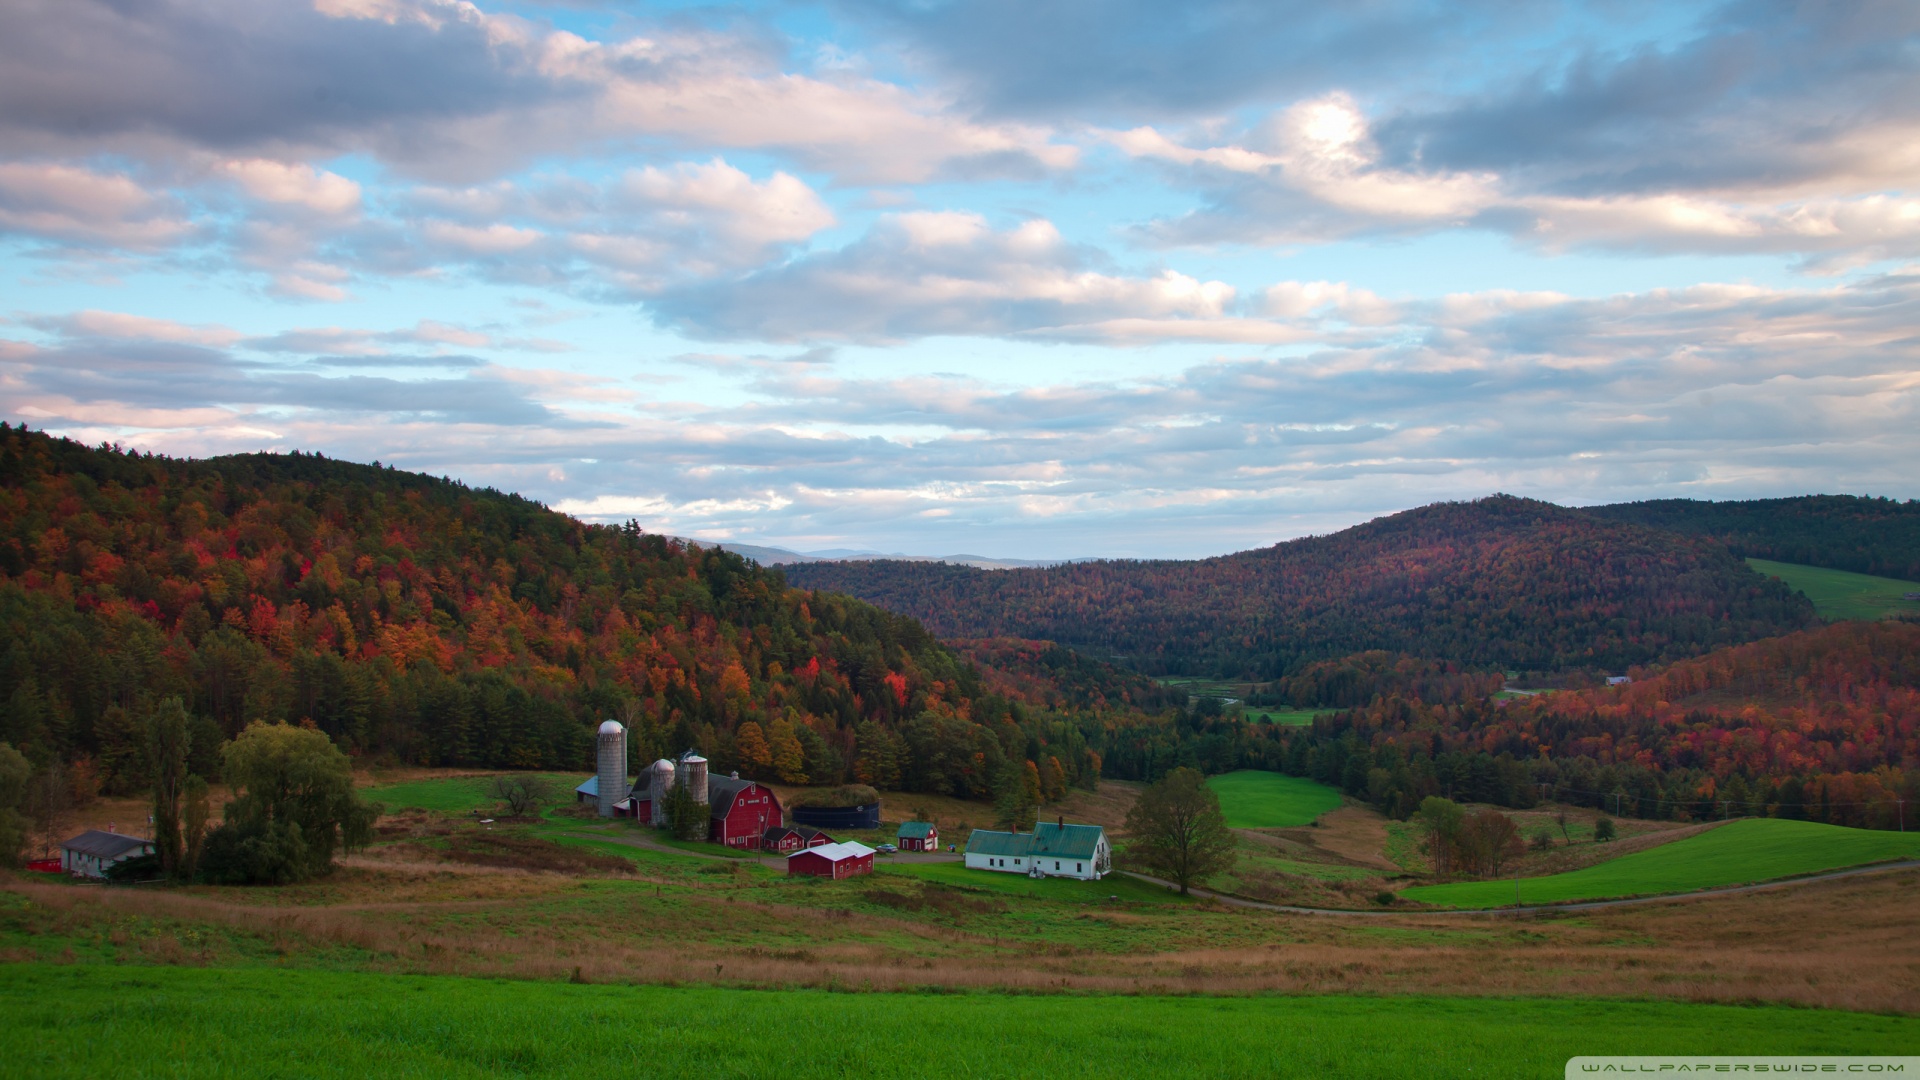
left=1747, top=558, right=1920, bottom=622
left=1401, top=819, right=1920, bottom=908
left=1207, top=771, right=1345, bottom=828
left=4, top=964, right=1915, bottom=1080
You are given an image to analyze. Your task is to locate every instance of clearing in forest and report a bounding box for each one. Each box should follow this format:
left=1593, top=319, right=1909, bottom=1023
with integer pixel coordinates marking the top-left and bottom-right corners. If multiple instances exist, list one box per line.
left=1401, top=818, right=1920, bottom=908
left=1206, top=771, right=1345, bottom=828
left=1747, top=558, right=1920, bottom=621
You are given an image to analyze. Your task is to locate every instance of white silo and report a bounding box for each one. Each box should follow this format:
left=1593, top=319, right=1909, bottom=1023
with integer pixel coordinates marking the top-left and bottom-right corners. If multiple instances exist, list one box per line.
left=674, top=750, right=709, bottom=806
left=595, top=720, right=626, bottom=818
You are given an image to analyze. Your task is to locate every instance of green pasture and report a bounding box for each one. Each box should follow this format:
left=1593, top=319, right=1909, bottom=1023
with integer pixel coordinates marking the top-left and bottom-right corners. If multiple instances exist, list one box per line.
left=1245, top=707, right=1326, bottom=726
left=1402, top=818, right=1920, bottom=908
left=879, top=860, right=1185, bottom=903
left=1747, top=558, right=1920, bottom=621
left=364, top=772, right=585, bottom=814
left=1206, top=770, right=1346, bottom=828
left=3, top=965, right=1912, bottom=1080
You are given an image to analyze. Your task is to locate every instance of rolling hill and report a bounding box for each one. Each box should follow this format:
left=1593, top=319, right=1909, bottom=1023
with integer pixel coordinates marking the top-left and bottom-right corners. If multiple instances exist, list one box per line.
left=784, top=496, right=1815, bottom=679
left=0, top=427, right=1110, bottom=800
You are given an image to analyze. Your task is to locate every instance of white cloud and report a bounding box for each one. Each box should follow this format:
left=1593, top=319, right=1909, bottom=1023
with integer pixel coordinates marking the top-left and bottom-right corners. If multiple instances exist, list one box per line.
left=0, top=163, right=192, bottom=250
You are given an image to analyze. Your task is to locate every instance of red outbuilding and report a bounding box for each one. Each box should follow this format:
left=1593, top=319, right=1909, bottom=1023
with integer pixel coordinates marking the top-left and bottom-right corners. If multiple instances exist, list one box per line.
left=708, top=775, right=782, bottom=850
left=786, top=841, right=875, bottom=879
left=762, top=826, right=804, bottom=853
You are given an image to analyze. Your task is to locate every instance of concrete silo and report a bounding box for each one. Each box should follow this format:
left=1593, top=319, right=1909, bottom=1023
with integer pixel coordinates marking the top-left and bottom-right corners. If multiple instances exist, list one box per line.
left=674, top=750, right=709, bottom=806
left=595, top=720, right=626, bottom=818
left=646, top=758, right=677, bottom=808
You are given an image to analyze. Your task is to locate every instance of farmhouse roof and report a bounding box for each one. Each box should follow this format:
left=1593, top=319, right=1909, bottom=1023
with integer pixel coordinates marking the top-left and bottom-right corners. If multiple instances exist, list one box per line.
left=1030, top=822, right=1104, bottom=860
left=964, top=829, right=1032, bottom=858
left=61, top=830, right=152, bottom=860
left=896, top=821, right=935, bottom=840
left=791, top=841, right=873, bottom=863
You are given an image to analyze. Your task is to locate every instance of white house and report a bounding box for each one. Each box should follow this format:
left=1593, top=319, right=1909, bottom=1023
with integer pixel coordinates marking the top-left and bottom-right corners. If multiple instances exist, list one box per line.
left=964, top=820, right=1110, bottom=880
left=60, top=830, right=155, bottom=879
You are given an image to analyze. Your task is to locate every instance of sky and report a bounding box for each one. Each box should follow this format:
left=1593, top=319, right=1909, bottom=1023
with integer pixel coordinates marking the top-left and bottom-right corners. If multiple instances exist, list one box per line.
left=2, top=0, right=1917, bottom=559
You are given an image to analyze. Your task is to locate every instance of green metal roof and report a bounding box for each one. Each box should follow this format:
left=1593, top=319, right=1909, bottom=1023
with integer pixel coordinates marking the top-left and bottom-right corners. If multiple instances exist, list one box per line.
left=896, top=821, right=936, bottom=840
left=964, top=829, right=1032, bottom=857
left=967, top=823, right=1106, bottom=859
left=1029, top=822, right=1105, bottom=860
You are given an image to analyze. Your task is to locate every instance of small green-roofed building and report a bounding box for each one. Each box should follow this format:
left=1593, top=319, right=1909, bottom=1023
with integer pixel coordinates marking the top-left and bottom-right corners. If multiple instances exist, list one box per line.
left=896, top=820, right=940, bottom=852
left=965, top=820, right=1109, bottom=879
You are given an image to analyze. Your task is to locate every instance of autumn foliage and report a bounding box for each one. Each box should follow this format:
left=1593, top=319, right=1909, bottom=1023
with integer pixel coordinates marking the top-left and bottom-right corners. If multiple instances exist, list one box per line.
left=786, top=496, right=1815, bottom=678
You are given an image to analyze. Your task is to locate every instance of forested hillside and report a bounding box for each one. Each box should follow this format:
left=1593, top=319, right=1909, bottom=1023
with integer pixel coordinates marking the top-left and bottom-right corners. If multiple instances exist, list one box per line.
left=785, top=497, right=1814, bottom=679
left=1278, top=621, right=1920, bottom=829
left=0, top=428, right=1105, bottom=802
left=1583, top=495, right=1920, bottom=581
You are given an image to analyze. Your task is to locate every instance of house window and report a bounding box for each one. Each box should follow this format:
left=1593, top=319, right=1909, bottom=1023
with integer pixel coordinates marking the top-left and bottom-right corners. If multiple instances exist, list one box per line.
left=1077, top=863, right=1082, bottom=872
left=1054, top=861, right=1060, bottom=870
left=1014, top=859, right=1021, bottom=866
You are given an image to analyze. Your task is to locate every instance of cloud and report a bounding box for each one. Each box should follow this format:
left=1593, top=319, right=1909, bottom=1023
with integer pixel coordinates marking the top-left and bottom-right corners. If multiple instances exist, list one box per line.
left=1121, top=92, right=1920, bottom=262
left=13, top=271, right=1912, bottom=557
left=649, top=211, right=1306, bottom=344
left=0, top=0, right=1073, bottom=185
left=0, top=162, right=194, bottom=251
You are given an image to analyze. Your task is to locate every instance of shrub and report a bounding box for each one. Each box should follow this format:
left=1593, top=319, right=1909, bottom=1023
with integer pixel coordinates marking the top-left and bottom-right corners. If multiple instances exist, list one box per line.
left=199, top=819, right=310, bottom=885
left=1593, top=816, right=1617, bottom=842
left=1530, top=829, right=1556, bottom=851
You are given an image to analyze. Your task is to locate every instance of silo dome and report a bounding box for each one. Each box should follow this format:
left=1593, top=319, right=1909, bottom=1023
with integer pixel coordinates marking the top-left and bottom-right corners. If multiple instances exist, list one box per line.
left=599, top=719, right=624, bottom=736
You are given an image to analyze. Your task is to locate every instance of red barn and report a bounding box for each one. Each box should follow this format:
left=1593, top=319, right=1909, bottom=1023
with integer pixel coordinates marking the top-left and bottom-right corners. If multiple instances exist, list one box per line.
left=708, top=775, right=782, bottom=850
left=786, top=841, right=875, bottom=879
left=762, top=826, right=803, bottom=853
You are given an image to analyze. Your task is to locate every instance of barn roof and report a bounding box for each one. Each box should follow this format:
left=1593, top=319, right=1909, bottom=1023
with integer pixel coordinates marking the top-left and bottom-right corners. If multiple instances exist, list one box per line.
left=896, top=821, right=936, bottom=840
left=575, top=776, right=598, bottom=797
left=1031, top=822, right=1105, bottom=860
left=708, top=775, right=781, bottom=820
left=790, top=841, right=874, bottom=863
left=61, top=830, right=152, bottom=860
left=964, top=829, right=1032, bottom=857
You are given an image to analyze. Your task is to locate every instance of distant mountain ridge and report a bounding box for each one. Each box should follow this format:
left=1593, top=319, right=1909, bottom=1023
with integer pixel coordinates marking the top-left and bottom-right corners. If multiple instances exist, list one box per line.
left=782, top=495, right=1816, bottom=679
left=689, top=539, right=1086, bottom=571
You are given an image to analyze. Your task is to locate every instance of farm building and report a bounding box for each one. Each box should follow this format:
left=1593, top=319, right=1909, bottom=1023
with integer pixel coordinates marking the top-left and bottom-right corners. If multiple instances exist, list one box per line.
left=1606, top=676, right=1632, bottom=686
left=60, top=830, right=155, bottom=879
left=795, top=826, right=835, bottom=847
left=965, top=820, right=1110, bottom=880
left=896, top=821, right=939, bottom=852
left=762, top=826, right=804, bottom=853
left=791, top=801, right=880, bottom=830
left=708, top=774, right=783, bottom=850
left=787, top=841, right=875, bottom=879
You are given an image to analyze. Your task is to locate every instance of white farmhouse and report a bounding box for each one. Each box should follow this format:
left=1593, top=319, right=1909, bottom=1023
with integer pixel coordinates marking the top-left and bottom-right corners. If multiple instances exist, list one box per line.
left=964, top=820, right=1111, bottom=880
left=60, top=830, right=155, bottom=879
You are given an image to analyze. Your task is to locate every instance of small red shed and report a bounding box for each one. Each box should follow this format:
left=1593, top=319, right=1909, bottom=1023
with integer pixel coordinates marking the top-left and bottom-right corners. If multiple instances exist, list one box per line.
left=762, top=826, right=804, bottom=853
left=896, top=821, right=938, bottom=852
left=786, top=841, right=875, bottom=879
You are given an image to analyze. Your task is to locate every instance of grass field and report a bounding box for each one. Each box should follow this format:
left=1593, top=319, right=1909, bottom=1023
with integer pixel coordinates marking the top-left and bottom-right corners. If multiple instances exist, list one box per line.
left=1401, top=818, right=1920, bottom=908
left=1245, top=707, right=1327, bottom=726
left=1748, top=558, right=1920, bottom=621
left=1206, top=771, right=1345, bottom=828
left=4, top=964, right=1913, bottom=1080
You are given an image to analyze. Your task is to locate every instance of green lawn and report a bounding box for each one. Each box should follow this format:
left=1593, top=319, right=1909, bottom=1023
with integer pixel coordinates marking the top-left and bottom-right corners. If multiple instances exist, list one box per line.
left=3, top=965, right=1912, bottom=1079
left=1206, top=771, right=1345, bottom=828
left=1402, top=818, right=1920, bottom=908
left=1246, top=707, right=1327, bottom=726
left=878, top=860, right=1186, bottom=903
left=364, top=772, right=585, bottom=814
left=1747, top=558, right=1920, bottom=621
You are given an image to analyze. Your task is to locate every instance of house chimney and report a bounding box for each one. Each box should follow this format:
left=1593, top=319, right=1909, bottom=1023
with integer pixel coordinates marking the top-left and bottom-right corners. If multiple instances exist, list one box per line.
left=1057, top=815, right=1063, bottom=829
left=731, top=771, right=739, bottom=780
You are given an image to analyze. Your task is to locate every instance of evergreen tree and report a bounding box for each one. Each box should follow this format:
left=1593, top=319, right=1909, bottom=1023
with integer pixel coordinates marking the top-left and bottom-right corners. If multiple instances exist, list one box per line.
left=146, top=697, right=193, bottom=879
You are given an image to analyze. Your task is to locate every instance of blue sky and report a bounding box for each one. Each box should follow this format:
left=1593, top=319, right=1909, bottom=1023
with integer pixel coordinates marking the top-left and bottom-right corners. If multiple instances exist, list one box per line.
left=2, top=0, right=1917, bottom=557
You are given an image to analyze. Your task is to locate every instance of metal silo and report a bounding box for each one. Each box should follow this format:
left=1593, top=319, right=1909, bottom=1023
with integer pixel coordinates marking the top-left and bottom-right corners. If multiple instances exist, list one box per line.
left=675, top=750, right=709, bottom=806
left=595, top=720, right=626, bottom=818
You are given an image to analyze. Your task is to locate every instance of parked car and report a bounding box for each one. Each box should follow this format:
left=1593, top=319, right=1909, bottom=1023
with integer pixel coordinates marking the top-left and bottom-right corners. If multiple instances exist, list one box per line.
left=876, top=843, right=898, bottom=854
